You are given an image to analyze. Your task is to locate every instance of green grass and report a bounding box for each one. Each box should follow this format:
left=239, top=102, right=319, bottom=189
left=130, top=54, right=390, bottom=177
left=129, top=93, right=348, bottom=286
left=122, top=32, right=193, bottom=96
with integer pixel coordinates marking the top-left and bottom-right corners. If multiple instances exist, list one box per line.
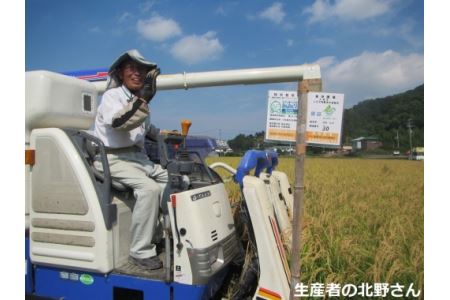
left=206, top=157, right=424, bottom=291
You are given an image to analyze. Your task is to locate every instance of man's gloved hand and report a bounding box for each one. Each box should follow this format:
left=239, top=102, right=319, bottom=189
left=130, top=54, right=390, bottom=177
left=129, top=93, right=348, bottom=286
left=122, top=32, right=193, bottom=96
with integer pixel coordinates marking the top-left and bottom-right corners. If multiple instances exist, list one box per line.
left=140, top=68, right=160, bottom=103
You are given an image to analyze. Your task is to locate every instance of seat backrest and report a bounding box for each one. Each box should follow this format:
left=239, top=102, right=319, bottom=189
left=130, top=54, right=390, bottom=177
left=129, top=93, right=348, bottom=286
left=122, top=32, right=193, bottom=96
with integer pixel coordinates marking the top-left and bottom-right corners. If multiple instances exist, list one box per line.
left=85, top=140, right=129, bottom=192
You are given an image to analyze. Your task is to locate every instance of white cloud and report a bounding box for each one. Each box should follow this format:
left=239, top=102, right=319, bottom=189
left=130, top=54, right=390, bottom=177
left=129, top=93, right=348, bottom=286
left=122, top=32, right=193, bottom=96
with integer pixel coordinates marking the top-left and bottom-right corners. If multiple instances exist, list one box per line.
left=375, top=20, right=423, bottom=49
left=259, top=2, right=286, bottom=24
left=311, top=37, right=336, bottom=46
left=312, top=50, right=424, bottom=106
left=215, top=2, right=239, bottom=16
left=170, top=31, right=224, bottom=65
left=304, top=0, right=392, bottom=23
left=89, top=26, right=101, bottom=33
left=216, top=5, right=227, bottom=16
left=118, top=12, right=132, bottom=23
left=139, top=1, right=156, bottom=13
left=136, top=15, right=182, bottom=42
left=313, top=56, right=336, bottom=68
left=287, top=39, right=294, bottom=47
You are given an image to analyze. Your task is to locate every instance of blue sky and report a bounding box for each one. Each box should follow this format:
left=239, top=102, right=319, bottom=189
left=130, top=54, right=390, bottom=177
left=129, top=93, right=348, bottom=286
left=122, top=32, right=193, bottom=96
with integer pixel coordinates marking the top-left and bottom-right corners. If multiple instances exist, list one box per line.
left=26, top=0, right=424, bottom=140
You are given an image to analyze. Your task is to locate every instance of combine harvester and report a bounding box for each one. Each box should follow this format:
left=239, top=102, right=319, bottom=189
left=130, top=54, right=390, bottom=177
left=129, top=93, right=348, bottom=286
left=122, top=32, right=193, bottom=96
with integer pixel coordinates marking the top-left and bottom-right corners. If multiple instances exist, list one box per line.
left=25, top=64, right=320, bottom=299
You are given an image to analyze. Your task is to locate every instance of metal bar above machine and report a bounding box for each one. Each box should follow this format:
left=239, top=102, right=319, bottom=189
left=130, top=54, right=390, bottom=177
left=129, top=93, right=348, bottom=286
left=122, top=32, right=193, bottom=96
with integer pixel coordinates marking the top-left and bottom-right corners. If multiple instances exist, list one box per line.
left=92, top=64, right=321, bottom=93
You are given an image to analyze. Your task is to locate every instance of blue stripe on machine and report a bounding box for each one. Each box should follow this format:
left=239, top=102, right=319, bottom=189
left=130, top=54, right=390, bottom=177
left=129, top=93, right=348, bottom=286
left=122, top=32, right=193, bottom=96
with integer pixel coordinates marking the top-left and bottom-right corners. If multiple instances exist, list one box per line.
left=62, top=68, right=108, bottom=82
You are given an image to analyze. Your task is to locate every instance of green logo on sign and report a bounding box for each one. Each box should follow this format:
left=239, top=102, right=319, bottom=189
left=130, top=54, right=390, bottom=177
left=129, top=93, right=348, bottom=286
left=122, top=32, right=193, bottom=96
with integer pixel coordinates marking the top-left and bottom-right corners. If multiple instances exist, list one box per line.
left=323, top=105, right=336, bottom=116
left=270, top=101, right=282, bottom=113
left=80, top=274, right=94, bottom=285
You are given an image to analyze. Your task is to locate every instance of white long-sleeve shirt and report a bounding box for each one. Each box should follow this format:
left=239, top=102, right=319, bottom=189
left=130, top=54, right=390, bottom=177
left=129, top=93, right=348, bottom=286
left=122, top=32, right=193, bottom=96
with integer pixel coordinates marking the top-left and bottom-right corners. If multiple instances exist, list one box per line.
left=93, top=85, right=159, bottom=149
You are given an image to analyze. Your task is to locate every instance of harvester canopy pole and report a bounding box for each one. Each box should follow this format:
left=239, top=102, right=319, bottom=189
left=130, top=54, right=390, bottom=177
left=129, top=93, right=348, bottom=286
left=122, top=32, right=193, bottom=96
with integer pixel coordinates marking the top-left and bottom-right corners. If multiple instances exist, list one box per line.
left=91, top=64, right=321, bottom=93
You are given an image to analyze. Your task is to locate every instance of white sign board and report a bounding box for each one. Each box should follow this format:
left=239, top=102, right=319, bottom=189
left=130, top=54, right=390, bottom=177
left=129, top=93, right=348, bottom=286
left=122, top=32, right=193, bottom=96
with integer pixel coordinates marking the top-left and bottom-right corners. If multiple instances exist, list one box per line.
left=265, top=90, right=344, bottom=146
left=265, top=90, right=298, bottom=142
left=306, top=92, right=344, bottom=146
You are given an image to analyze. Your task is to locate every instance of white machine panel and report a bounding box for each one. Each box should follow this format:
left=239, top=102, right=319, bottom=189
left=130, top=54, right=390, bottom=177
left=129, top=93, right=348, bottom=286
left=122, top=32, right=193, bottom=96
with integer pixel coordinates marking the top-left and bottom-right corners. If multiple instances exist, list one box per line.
left=243, top=176, right=290, bottom=300
left=272, top=171, right=294, bottom=220
left=260, top=172, right=292, bottom=254
left=169, top=183, right=236, bottom=285
left=25, top=71, right=98, bottom=143
left=29, top=128, right=114, bottom=273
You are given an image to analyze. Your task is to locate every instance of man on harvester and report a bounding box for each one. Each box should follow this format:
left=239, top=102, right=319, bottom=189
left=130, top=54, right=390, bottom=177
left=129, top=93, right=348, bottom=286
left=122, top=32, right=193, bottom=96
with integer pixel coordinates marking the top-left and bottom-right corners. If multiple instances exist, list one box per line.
left=93, top=49, right=167, bottom=270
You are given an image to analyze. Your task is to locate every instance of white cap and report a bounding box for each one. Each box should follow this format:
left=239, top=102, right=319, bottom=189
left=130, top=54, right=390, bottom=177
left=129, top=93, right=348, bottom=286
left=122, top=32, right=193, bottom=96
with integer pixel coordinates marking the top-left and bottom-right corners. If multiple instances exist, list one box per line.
left=106, top=49, right=157, bottom=90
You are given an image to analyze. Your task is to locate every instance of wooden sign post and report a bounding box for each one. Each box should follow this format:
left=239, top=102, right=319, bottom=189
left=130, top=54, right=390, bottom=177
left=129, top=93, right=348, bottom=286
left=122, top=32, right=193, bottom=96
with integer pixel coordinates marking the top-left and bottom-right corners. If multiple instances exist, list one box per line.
left=290, top=78, right=322, bottom=300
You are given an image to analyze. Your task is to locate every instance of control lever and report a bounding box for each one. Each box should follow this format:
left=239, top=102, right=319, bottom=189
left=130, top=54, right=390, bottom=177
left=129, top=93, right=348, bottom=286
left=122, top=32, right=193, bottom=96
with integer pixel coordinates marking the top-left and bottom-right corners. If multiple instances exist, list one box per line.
left=181, top=119, right=192, bottom=149
left=181, top=119, right=192, bottom=136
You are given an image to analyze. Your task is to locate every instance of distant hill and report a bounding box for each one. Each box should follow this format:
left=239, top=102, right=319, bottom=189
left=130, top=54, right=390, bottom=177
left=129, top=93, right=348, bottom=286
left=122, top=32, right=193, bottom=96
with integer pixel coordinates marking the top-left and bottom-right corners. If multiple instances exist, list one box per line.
left=343, top=85, right=424, bottom=150
left=227, top=85, right=424, bottom=153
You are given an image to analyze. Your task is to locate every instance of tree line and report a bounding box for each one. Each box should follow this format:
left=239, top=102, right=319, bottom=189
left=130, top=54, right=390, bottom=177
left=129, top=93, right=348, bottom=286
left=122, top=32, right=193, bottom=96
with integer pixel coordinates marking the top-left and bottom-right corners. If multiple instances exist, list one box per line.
left=342, top=84, right=424, bottom=150
left=227, top=84, right=424, bottom=153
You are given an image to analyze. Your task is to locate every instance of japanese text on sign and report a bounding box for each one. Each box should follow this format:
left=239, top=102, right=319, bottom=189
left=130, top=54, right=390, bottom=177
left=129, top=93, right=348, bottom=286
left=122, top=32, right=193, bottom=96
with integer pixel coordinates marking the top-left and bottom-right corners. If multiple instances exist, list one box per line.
left=265, top=90, right=298, bottom=142
left=306, top=92, right=344, bottom=146
left=265, top=90, right=344, bottom=147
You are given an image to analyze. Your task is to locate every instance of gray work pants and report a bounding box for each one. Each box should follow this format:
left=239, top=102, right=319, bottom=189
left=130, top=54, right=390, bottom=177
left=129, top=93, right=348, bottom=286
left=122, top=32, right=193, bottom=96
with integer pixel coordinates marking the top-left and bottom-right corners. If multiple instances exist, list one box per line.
left=94, top=151, right=168, bottom=259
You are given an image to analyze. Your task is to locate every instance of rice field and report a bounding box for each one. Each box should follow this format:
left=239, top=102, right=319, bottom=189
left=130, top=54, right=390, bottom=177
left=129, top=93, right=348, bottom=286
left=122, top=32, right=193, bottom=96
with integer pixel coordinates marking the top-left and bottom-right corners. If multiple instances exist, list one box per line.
left=206, top=156, right=424, bottom=294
